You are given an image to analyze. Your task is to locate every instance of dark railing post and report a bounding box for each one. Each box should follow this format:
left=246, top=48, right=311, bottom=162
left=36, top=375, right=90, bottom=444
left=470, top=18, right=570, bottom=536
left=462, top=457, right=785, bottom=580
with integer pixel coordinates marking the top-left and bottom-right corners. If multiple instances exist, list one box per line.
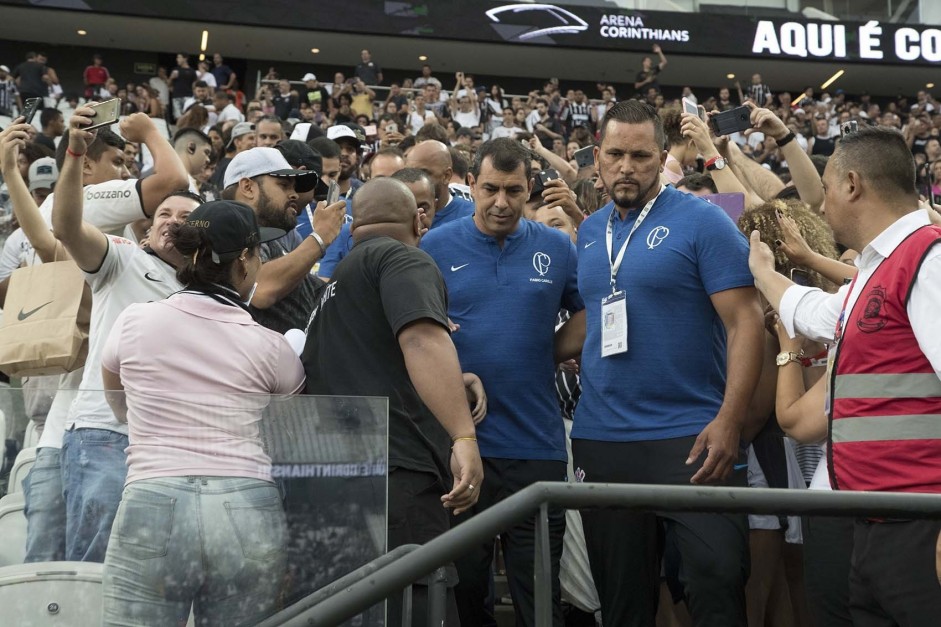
left=534, top=501, right=551, bottom=627
left=401, top=584, right=413, bottom=627
left=426, top=566, right=451, bottom=626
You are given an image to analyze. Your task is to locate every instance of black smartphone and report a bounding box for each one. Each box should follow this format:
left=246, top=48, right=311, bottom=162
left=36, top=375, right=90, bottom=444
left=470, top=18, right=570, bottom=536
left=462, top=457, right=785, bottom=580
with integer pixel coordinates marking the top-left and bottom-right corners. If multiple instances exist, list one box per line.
left=21, top=97, right=42, bottom=125
left=790, top=268, right=812, bottom=286
left=710, top=105, right=752, bottom=136
left=574, top=145, right=595, bottom=169
left=538, top=168, right=560, bottom=187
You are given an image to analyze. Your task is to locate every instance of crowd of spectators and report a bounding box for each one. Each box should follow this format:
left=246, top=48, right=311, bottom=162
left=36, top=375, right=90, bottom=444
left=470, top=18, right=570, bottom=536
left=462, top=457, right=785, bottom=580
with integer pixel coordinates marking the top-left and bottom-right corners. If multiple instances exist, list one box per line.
left=0, top=40, right=940, bottom=627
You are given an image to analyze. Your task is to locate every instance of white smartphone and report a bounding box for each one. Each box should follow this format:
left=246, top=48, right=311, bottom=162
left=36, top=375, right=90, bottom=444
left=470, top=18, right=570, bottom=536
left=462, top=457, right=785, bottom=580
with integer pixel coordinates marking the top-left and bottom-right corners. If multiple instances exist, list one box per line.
left=682, top=97, right=699, bottom=118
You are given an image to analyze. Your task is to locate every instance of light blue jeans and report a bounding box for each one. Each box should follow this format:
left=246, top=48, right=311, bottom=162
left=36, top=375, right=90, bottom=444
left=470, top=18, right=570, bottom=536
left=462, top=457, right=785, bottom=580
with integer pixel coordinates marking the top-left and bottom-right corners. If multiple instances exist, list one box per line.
left=102, top=476, right=287, bottom=627
left=61, top=427, right=129, bottom=562
left=22, top=446, right=67, bottom=562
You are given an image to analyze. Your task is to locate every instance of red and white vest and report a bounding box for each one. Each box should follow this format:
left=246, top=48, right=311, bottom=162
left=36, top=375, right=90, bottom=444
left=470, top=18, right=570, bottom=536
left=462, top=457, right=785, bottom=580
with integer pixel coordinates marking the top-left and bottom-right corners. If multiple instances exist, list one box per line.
left=829, top=225, right=941, bottom=493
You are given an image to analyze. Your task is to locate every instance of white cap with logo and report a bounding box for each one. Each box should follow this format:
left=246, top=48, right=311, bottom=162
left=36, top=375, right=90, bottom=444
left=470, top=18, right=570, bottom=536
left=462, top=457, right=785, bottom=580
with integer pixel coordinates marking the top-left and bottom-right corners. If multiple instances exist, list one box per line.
left=223, top=147, right=318, bottom=193
left=28, top=157, right=59, bottom=192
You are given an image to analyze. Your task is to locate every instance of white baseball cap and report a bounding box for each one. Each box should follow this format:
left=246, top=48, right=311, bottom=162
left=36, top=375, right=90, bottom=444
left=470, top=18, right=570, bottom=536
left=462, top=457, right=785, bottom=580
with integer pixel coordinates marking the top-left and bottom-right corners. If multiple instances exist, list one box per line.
left=28, top=157, right=58, bottom=192
left=0, top=65, right=9, bottom=73
left=223, top=147, right=318, bottom=193
left=290, top=122, right=312, bottom=141
left=302, top=73, right=317, bottom=82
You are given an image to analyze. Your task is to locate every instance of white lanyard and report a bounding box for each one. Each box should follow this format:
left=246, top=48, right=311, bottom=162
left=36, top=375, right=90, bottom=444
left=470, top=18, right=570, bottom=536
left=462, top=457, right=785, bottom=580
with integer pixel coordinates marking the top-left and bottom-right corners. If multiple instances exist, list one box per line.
left=605, top=185, right=664, bottom=293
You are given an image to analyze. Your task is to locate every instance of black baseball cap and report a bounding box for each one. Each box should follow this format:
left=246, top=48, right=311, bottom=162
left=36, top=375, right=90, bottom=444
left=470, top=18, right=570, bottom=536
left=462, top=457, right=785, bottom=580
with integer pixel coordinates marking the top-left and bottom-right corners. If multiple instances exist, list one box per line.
left=185, top=200, right=285, bottom=263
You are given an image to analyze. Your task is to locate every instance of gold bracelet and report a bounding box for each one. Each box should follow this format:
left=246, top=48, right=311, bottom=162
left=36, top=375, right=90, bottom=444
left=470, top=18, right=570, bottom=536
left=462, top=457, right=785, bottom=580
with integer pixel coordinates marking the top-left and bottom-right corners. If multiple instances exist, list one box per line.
left=452, top=436, right=477, bottom=443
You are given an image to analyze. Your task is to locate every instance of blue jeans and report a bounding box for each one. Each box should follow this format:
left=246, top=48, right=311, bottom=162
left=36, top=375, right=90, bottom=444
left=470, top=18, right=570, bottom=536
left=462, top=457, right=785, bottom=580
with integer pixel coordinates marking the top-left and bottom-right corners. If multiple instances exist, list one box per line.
left=102, top=476, right=287, bottom=627
left=22, top=447, right=67, bottom=562
left=61, top=427, right=129, bottom=562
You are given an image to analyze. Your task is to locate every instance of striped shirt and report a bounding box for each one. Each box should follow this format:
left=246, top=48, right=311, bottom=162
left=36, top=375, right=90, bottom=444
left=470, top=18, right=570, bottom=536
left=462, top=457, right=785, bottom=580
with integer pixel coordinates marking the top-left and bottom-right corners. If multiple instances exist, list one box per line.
left=0, top=79, right=17, bottom=116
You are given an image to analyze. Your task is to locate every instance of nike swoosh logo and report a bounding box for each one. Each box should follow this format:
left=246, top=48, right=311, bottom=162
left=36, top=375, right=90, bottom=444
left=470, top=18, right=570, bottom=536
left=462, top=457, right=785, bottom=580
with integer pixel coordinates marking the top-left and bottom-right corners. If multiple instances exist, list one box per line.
left=18, top=301, right=53, bottom=321
left=584, top=241, right=597, bottom=248
left=144, top=272, right=163, bottom=283
left=450, top=264, right=469, bottom=272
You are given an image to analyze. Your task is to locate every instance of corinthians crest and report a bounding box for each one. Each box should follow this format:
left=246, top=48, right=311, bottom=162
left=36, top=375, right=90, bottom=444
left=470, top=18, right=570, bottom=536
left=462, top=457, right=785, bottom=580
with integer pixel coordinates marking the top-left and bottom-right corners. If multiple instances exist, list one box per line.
left=857, top=286, right=888, bottom=333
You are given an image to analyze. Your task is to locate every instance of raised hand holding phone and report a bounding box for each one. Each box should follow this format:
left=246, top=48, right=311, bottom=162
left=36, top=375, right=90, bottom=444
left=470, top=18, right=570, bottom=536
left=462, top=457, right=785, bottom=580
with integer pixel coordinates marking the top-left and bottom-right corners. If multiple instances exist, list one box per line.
left=68, top=104, right=100, bottom=154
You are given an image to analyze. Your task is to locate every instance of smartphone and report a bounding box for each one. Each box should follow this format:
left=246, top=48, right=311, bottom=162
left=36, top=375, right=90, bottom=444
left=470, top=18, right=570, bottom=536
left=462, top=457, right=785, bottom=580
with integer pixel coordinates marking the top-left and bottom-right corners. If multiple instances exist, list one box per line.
left=682, top=97, right=699, bottom=118
left=385, top=122, right=398, bottom=134
left=325, top=181, right=340, bottom=205
left=839, top=120, right=859, bottom=138
left=790, top=268, right=811, bottom=286
left=21, top=97, right=42, bottom=125
left=574, top=145, right=595, bottom=169
left=538, top=168, right=560, bottom=186
left=84, top=98, right=121, bottom=131
left=710, top=105, right=752, bottom=136
left=363, top=124, right=378, bottom=137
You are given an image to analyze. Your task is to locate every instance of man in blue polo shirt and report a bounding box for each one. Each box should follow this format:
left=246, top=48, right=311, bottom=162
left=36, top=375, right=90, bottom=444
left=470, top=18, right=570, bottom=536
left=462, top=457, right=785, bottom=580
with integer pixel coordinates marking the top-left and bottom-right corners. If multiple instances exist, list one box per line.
left=406, top=139, right=475, bottom=228
left=556, top=100, right=764, bottom=626
left=422, top=138, right=583, bottom=627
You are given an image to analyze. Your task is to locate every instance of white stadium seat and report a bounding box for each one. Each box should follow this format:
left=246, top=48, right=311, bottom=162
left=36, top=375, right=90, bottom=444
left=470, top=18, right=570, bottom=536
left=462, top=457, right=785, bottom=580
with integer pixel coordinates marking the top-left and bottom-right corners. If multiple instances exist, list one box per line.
left=8, top=447, right=38, bottom=495
left=0, top=561, right=103, bottom=625
left=0, top=492, right=27, bottom=566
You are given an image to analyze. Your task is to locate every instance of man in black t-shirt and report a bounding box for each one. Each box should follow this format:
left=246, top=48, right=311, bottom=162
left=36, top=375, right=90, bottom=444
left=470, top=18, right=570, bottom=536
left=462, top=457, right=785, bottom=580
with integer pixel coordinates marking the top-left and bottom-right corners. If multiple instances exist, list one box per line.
left=633, top=43, right=667, bottom=95
left=12, top=51, right=47, bottom=102
left=169, top=53, right=197, bottom=121
left=303, top=177, right=483, bottom=627
left=354, top=49, right=383, bottom=86
left=300, top=73, right=330, bottom=109
left=210, top=53, right=237, bottom=92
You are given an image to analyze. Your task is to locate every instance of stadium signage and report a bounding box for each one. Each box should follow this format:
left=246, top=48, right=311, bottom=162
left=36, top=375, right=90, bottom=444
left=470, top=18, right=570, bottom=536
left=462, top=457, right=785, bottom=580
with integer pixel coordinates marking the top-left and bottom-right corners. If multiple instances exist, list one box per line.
left=753, top=19, right=941, bottom=62
left=3, top=0, right=936, bottom=66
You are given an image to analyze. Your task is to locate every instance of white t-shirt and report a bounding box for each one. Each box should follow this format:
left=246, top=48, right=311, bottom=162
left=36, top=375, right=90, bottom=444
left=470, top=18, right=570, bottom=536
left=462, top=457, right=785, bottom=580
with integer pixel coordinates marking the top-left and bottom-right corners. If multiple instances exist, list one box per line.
left=490, top=125, right=524, bottom=140
left=149, top=77, right=170, bottom=106
left=67, top=237, right=182, bottom=432
left=1, top=178, right=146, bottom=281
left=0, top=228, right=34, bottom=282
left=4, top=178, right=147, bottom=446
left=453, top=109, right=481, bottom=129
left=525, top=110, right=541, bottom=133
left=38, top=178, right=146, bottom=235
left=196, top=71, right=217, bottom=89
left=408, top=110, right=437, bottom=134
left=217, top=103, right=244, bottom=124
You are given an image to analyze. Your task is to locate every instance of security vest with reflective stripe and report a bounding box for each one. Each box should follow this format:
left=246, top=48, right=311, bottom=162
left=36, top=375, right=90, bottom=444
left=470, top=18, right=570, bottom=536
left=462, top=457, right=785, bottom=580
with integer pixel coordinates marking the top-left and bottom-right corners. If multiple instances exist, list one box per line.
left=829, top=224, right=941, bottom=493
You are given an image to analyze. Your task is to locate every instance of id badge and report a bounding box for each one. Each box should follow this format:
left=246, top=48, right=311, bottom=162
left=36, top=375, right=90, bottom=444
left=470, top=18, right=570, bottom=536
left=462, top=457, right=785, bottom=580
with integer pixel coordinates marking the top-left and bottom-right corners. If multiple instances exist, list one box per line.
left=601, top=290, right=628, bottom=357
left=823, top=343, right=837, bottom=415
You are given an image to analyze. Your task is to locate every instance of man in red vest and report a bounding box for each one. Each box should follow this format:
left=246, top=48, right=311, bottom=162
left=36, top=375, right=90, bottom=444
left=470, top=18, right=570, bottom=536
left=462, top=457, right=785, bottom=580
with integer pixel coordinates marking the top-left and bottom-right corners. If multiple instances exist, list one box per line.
left=749, top=124, right=941, bottom=626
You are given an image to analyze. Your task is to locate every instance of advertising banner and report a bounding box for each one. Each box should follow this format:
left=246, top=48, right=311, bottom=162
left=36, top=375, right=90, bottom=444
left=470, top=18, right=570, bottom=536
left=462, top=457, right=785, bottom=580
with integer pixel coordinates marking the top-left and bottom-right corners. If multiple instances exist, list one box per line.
left=3, top=0, right=938, bottom=66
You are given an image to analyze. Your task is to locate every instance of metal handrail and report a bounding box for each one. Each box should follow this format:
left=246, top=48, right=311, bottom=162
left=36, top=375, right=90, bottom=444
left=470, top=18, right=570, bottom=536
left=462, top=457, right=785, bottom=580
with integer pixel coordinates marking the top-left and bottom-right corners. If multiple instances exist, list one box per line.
left=256, top=544, right=419, bottom=627
left=282, top=481, right=941, bottom=626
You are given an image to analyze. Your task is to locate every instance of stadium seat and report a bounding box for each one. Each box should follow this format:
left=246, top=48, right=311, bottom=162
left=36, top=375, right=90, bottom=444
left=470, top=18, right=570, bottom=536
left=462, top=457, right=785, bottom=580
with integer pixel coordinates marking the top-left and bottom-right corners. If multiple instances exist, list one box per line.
left=24, top=421, right=39, bottom=449
left=8, top=447, right=37, bottom=495
left=0, top=561, right=103, bottom=625
left=0, top=492, right=27, bottom=566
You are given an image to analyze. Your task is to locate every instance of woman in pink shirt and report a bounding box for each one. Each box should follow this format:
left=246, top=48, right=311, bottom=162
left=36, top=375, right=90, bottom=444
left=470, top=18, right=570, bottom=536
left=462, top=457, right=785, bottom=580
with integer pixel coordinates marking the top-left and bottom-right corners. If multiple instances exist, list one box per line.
left=100, top=200, right=304, bottom=626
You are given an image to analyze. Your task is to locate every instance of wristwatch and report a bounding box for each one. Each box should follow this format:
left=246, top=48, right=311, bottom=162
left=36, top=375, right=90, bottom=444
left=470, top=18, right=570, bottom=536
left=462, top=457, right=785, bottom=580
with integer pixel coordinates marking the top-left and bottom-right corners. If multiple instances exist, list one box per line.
left=705, top=156, right=727, bottom=171
left=776, top=351, right=802, bottom=367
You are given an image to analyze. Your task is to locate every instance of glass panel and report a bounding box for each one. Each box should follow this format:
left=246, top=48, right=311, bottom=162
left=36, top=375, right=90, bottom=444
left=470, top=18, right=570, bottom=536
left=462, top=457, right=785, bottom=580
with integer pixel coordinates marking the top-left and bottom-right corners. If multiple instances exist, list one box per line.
left=0, top=386, right=388, bottom=626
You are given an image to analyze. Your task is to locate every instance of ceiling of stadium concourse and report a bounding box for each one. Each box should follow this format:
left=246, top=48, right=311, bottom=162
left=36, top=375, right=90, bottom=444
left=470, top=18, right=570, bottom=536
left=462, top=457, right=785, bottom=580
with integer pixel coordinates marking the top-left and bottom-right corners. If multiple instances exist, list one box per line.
left=0, top=6, right=935, bottom=98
